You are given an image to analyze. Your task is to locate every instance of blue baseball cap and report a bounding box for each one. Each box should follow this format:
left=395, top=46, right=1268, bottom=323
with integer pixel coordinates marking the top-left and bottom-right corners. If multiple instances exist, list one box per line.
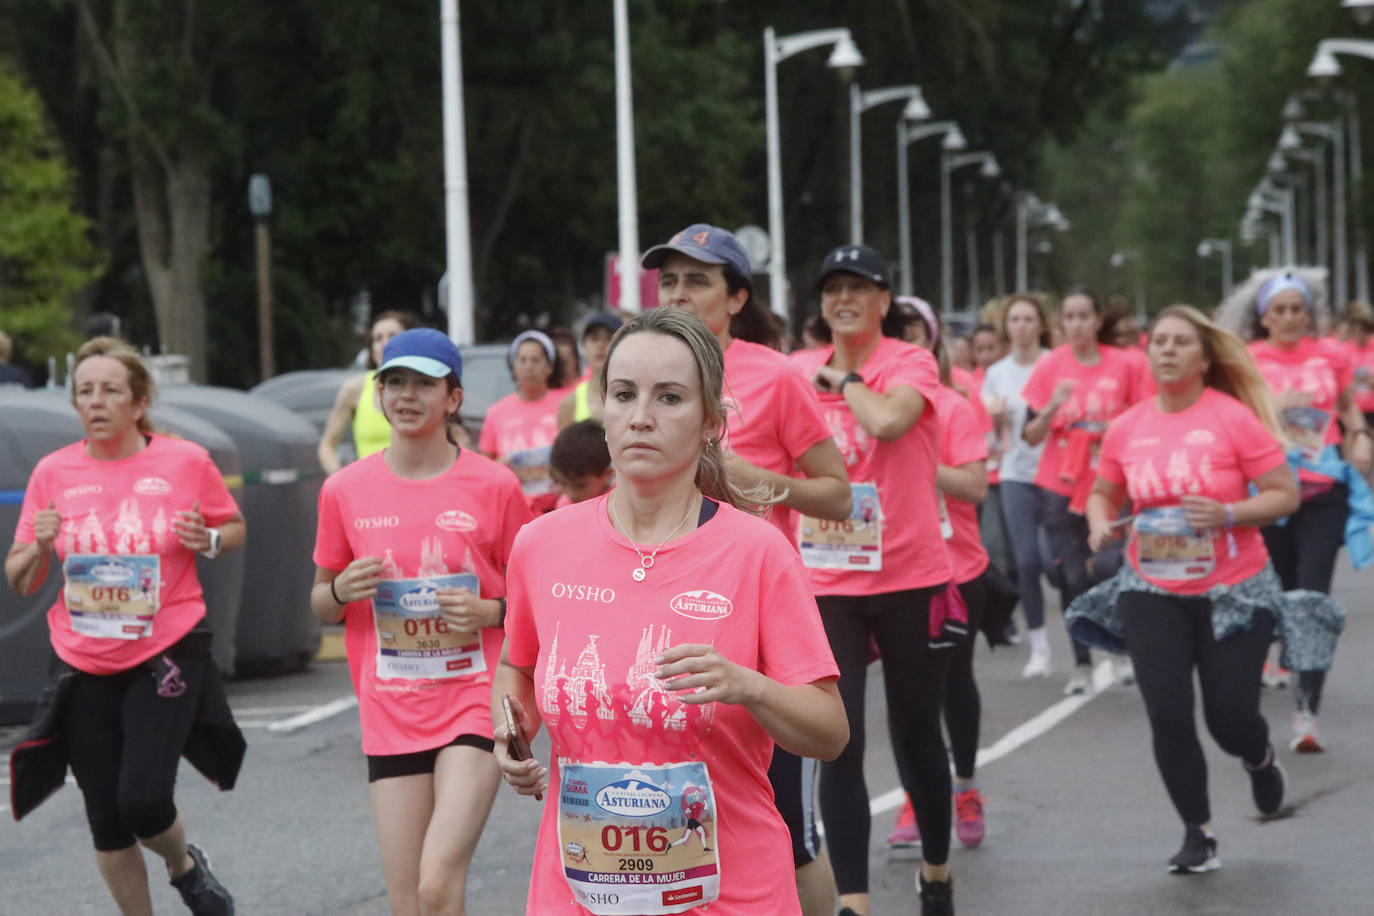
left=377, top=328, right=463, bottom=381
left=641, top=224, right=753, bottom=286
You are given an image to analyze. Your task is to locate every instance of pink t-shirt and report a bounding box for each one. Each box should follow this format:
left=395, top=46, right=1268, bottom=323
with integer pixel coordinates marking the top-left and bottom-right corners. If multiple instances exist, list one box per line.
left=1097, top=388, right=1286, bottom=594
left=1250, top=338, right=1352, bottom=485
left=722, top=338, right=836, bottom=541
left=504, top=496, right=838, bottom=916
left=313, top=450, right=531, bottom=755
left=1342, top=337, right=1374, bottom=412
left=952, top=364, right=997, bottom=483
left=790, top=337, right=951, bottom=595
left=15, top=435, right=238, bottom=675
left=933, top=386, right=990, bottom=585
left=1021, top=344, right=1146, bottom=497
left=479, top=389, right=563, bottom=513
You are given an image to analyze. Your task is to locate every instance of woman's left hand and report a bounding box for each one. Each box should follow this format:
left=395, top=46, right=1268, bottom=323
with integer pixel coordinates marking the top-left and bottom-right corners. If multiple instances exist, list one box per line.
left=435, top=588, right=498, bottom=631
left=1180, top=495, right=1227, bottom=531
left=655, top=643, right=760, bottom=706
left=173, top=501, right=213, bottom=552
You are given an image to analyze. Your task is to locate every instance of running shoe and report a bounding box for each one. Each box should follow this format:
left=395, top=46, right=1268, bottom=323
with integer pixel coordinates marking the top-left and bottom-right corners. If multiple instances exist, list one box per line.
left=953, top=788, right=985, bottom=848
left=1261, top=661, right=1291, bottom=689
left=171, top=844, right=235, bottom=915
left=1289, top=712, right=1323, bottom=753
left=1167, top=825, right=1219, bottom=874
left=1245, top=746, right=1286, bottom=816
left=1064, top=665, right=1093, bottom=696
left=887, top=797, right=921, bottom=851
left=918, top=873, right=955, bottom=915
left=1021, top=649, right=1050, bottom=679
left=1113, top=655, right=1135, bottom=686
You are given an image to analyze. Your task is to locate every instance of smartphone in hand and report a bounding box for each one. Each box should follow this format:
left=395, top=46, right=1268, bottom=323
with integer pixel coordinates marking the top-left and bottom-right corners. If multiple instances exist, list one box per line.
left=501, top=694, right=541, bottom=800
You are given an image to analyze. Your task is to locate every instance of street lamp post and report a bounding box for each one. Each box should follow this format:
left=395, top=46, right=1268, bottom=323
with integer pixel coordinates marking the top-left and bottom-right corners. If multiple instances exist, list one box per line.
left=1014, top=193, right=1068, bottom=290
left=613, top=0, right=641, bottom=312
left=248, top=174, right=274, bottom=380
left=439, top=0, right=475, bottom=344
left=1305, top=43, right=1370, bottom=302
left=941, top=147, right=999, bottom=313
left=849, top=84, right=929, bottom=244
left=765, top=25, right=864, bottom=321
left=896, top=119, right=960, bottom=296
left=1197, top=238, right=1234, bottom=298
left=1249, top=181, right=1298, bottom=267
left=1286, top=119, right=1345, bottom=303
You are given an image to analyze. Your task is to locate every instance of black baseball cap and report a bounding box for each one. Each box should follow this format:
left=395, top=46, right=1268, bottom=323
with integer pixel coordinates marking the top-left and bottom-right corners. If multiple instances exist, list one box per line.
left=817, top=244, right=890, bottom=290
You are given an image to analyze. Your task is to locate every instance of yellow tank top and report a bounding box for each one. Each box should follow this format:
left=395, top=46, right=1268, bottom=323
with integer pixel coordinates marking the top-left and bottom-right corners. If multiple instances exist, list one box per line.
left=572, top=380, right=593, bottom=422
left=351, top=371, right=391, bottom=458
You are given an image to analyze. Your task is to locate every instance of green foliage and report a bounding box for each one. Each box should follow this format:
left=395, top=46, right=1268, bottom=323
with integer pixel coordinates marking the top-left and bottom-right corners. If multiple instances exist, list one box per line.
left=0, top=60, right=100, bottom=368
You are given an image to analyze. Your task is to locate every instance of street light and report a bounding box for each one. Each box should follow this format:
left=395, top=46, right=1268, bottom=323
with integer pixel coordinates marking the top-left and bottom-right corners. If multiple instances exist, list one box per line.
left=1288, top=118, right=1346, bottom=304
left=439, top=0, right=475, bottom=344
left=1015, top=193, right=1068, bottom=290
left=248, top=174, right=274, bottom=380
left=941, top=147, right=999, bottom=312
left=1343, top=0, right=1374, bottom=26
left=1197, top=238, right=1234, bottom=298
left=1281, top=144, right=1327, bottom=274
left=850, top=83, right=930, bottom=243
left=895, top=119, right=961, bottom=296
left=1249, top=181, right=1297, bottom=266
left=764, top=25, right=864, bottom=321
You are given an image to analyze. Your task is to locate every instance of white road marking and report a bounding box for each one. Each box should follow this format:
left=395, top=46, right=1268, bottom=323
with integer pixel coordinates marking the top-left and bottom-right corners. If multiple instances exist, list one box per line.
left=266, top=695, right=358, bottom=734
left=229, top=704, right=314, bottom=717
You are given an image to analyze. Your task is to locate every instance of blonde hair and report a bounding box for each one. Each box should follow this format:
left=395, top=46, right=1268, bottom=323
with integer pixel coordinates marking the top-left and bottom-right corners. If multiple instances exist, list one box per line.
left=71, top=337, right=157, bottom=434
left=600, top=309, right=781, bottom=512
left=1150, top=305, right=1286, bottom=444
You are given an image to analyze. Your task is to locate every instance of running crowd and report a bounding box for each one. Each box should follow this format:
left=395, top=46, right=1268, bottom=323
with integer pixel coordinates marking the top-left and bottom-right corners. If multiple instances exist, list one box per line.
left=5, top=227, right=1364, bottom=915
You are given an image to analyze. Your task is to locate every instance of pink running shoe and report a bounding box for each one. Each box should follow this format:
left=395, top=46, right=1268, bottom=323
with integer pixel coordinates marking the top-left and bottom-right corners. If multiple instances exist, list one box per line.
left=887, top=797, right=921, bottom=850
left=954, top=788, right=985, bottom=848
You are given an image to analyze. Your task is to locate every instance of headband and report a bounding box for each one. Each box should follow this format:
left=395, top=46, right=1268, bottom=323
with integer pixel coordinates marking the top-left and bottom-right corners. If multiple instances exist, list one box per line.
left=508, top=329, right=557, bottom=367
left=1256, top=273, right=1313, bottom=316
left=896, top=296, right=939, bottom=347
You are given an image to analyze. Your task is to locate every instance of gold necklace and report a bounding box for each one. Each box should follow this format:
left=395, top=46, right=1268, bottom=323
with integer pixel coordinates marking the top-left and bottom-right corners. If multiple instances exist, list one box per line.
left=608, top=492, right=699, bottom=582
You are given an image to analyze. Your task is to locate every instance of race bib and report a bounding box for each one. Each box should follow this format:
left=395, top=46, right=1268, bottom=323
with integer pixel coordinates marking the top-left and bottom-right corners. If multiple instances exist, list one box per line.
left=1282, top=406, right=1331, bottom=463
left=63, top=554, right=160, bottom=640
left=798, top=482, right=882, bottom=571
left=558, top=761, right=720, bottom=915
left=1134, top=507, right=1214, bottom=580
left=372, top=572, right=486, bottom=680
left=1354, top=365, right=1373, bottom=394
left=510, top=446, right=553, bottom=496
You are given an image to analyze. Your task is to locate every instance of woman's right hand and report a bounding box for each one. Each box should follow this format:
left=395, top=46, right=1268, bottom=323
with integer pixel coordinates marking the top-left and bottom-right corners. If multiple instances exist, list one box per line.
left=1087, top=516, right=1121, bottom=554
left=333, top=556, right=384, bottom=604
left=1048, top=378, right=1078, bottom=410
left=494, top=695, right=548, bottom=798
left=31, top=500, right=61, bottom=550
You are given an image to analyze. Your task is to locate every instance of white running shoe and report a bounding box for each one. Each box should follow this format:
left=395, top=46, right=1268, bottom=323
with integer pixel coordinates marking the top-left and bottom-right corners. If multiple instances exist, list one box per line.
left=1113, top=655, right=1135, bottom=686
left=1064, top=665, right=1093, bottom=696
left=1022, top=650, right=1050, bottom=678
left=1289, top=711, right=1323, bottom=753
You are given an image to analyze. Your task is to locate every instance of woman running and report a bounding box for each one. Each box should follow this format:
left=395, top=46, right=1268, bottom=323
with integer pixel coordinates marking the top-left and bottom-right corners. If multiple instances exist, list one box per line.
left=312, top=328, right=531, bottom=915
left=480, top=330, right=568, bottom=513
left=789, top=245, right=955, bottom=916
left=642, top=223, right=852, bottom=916
left=1242, top=273, right=1371, bottom=751
left=982, top=296, right=1052, bottom=676
left=1076, top=305, right=1298, bottom=873
left=1022, top=288, right=1150, bottom=695
left=6, top=337, right=246, bottom=915
left=318, top=310, right=420, bottom=474
left=493, top=307, right=847, bottom=916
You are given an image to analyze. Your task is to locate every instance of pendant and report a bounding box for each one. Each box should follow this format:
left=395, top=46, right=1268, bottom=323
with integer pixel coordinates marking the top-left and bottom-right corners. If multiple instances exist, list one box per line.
left=632, top=567, right=647, bottom=582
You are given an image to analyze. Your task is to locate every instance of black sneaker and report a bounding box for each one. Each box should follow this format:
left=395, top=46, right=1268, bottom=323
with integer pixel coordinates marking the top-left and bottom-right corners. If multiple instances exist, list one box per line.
left=170, top=844, right=235, bottom=915
left=919, top=873, right=955, bottom=915
left=1245, top=745, right=1286, bottom=816
left=1167, top=825, right=1219, bottom=874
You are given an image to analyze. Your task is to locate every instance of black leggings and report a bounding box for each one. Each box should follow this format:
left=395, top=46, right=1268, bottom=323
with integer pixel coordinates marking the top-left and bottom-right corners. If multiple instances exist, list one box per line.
left=1119, top=592, right=1273, bottom=827
left=818, top=585, right=950, bottom=893
left=945, top=574, right=987, bottom=781
left=63, top=639, right=207, bottom=851
left=1261, top=484, right=1348, bottom=716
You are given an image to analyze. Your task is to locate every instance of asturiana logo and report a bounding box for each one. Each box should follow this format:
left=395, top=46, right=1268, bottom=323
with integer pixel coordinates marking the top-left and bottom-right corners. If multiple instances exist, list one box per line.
left=595, top=775, right=672, bottom=817
left=91, top=561, right=135, bottom=583
left=134, top=477, right=171, bottom=496
left=397, top=583, right=440, bottom=612
left=435, top=510, right=477, bottom=532
left=669, top=589, right=732, bottom=621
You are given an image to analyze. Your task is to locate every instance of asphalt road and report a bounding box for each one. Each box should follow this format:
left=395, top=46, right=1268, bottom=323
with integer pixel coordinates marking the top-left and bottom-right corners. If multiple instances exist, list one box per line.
left=4, top=563, right=1373, bottom=915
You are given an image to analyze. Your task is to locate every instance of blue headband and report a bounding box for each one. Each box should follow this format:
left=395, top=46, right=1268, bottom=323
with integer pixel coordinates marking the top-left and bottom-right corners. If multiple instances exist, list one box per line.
left=1256, top=273, right=1313, bottom=316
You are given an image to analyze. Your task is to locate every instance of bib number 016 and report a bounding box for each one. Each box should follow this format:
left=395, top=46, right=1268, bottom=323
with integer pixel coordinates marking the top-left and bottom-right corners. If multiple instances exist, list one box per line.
left=601, top=825, right=669, bottom=854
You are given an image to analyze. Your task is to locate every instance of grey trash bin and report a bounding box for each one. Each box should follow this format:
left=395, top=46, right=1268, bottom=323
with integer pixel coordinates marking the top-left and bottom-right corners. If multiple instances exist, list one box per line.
left=159, top=386, right=323, bottom=677
left=0, top=390, right=82, bottom=724
left=250, top=368, right=363, bottom=467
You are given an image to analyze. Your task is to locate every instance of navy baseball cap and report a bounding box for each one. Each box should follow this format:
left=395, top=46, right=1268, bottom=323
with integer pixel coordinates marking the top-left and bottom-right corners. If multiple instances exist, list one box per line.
left=582, top=312, right=623, bottom=337
left=642, top=224, right=753, bottom=286
left=377, top=328, right=463, bottom=381
left=817, top=244, right=890, bottom=290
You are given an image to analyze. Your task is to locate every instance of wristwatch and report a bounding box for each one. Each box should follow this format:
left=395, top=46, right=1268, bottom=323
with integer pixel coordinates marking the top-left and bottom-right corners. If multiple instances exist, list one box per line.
left=838, top=372, right=864, bottom=393
left=202, top=527, right=222, bottom=559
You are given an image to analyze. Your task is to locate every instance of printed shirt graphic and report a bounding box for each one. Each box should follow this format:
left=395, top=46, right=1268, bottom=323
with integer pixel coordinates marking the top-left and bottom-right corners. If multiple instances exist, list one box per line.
left=1249, top=338, right=1352, bottom=485
left=721, top=339, right=836, bottom=543
left=313, top=450, right=531, bottom=755
left=504, top=497, right=838, bottom=915
left=479, top=389, right=564, bottom=512
left=15, top=435, right=238, bottom=675
left=933, top=386, right=991, bottom=585
left=1096, top=388, right=1286, bottom=593
left=1021, top=344, right=1147, bottom=496
left=789, top=337, right=950, bottom=595
left=1342, top=336, right=1374, bottom=412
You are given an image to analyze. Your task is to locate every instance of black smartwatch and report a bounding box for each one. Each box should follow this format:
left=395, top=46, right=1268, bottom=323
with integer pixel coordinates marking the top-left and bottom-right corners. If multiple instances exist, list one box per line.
left=838, top=372, right=863, bottom=393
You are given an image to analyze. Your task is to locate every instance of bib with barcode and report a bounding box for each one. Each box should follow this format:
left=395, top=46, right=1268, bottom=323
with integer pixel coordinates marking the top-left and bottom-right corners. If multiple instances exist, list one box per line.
left=63, top=554, right=160, bottom=640
left=798, top=482, right=882, bottom=571
left=1134, top=507, right=1214, bottom=580
left=1282, top=405, right=1331, bottom=464
left=372, top=572, right=486, bottom=680
left=557, top=760, right=720, bottom=915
